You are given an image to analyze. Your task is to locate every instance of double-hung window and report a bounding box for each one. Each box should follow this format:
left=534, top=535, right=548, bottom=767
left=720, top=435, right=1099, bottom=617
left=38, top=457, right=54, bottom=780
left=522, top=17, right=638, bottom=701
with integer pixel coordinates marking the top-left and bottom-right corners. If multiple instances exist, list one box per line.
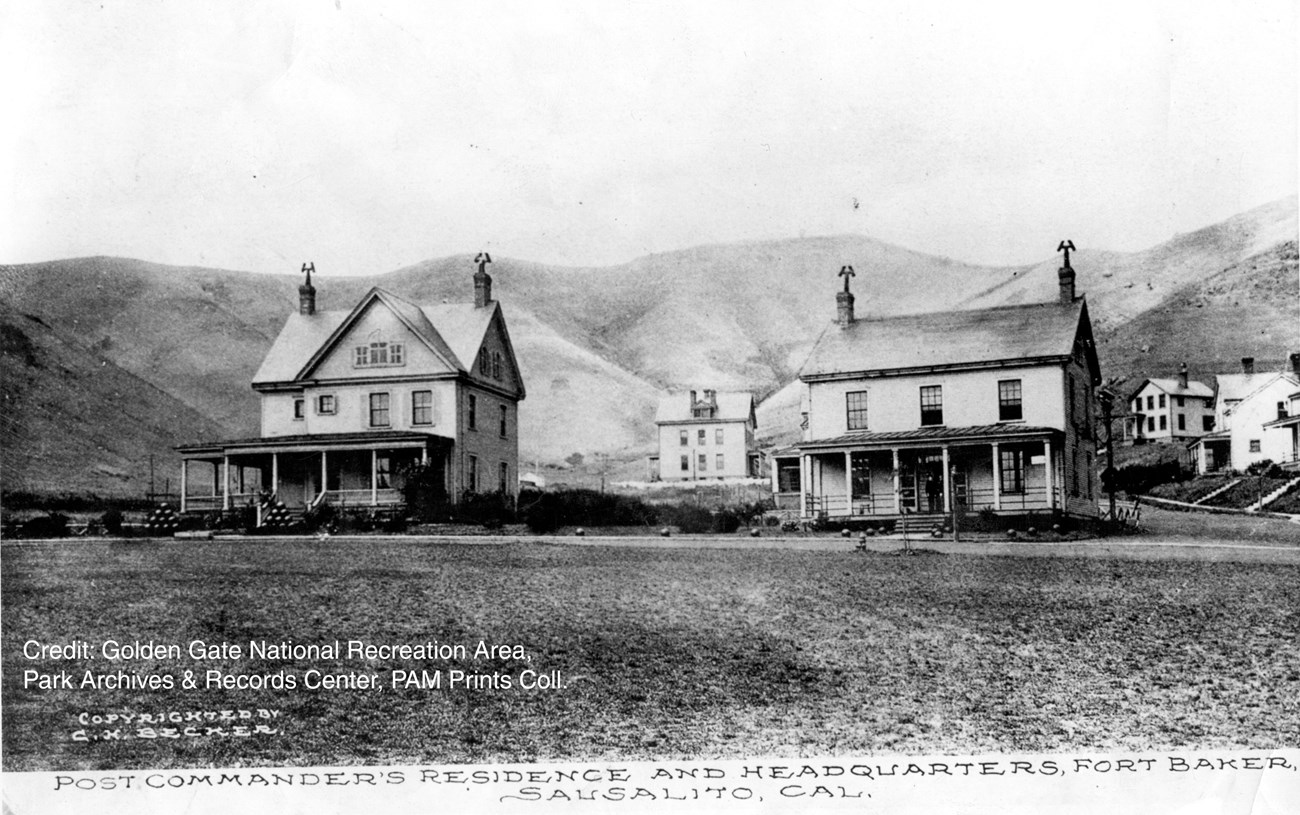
left=1000, top=449, right=1025, bottom=494
left=998, top=379, right=1022, bottom=421
left=412, top=390, right=433, bottom=425
left=369, top=393, right=390, bottom=427
left=919, top=386, right=943, bottom=426
left=846, top=391, right=869, bottom=430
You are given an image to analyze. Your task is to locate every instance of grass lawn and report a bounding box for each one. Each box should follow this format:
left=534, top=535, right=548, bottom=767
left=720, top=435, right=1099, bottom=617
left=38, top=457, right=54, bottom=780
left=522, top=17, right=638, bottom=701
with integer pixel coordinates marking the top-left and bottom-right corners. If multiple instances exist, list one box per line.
left=4, top=538, right=1299, bottom=771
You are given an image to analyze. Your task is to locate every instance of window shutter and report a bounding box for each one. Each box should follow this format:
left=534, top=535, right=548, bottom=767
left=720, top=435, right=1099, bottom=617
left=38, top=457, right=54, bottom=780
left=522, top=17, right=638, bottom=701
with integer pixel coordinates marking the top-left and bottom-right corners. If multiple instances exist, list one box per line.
left=361, top=392, right=369, bottom=429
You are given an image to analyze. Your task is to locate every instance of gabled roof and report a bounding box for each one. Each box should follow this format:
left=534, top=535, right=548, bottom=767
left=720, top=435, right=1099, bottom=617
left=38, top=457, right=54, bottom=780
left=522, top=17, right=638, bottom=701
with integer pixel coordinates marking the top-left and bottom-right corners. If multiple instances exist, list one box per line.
left=1129, top=377, right=1215, bottom=401
left=1219, top=371, right=1300, bottom=413
left=655, top=391, right=755, bottom=424
left=1215, top=372, right=1293, bottom=406
left=799, top=299, right=1096, bottom=381
left=252, top=287, right=507, bottom=388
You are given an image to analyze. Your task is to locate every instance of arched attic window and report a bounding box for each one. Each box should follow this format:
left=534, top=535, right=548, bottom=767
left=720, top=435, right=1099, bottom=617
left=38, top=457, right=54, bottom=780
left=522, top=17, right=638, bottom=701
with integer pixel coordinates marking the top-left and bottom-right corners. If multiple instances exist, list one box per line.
left=355, top=329, right=405, bottom=368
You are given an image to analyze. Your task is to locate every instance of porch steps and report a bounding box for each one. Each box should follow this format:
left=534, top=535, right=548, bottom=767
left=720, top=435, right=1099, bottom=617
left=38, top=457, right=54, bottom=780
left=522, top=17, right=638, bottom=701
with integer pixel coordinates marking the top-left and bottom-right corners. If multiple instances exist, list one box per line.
left=894, top=515, right=948, bottom=534
left=1193, top=479, right=1242, bottom=505
left=1249, top=477, right=1300, bottom=512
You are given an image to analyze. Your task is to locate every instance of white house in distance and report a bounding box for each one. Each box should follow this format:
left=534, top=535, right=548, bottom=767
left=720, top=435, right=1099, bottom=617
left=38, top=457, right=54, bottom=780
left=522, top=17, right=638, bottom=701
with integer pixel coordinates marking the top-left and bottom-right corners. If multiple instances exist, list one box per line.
left=178, top=257, right=525, bottom=512
left=1263, top=369, right=1300, bottom=472
left=652, top=389, right=758, bottom=481
left=1191, top=355, right=1300, bottom=474
left=1123, top=364, right=1214, bottom=444
left=774, top=250, right=1101, bottom=521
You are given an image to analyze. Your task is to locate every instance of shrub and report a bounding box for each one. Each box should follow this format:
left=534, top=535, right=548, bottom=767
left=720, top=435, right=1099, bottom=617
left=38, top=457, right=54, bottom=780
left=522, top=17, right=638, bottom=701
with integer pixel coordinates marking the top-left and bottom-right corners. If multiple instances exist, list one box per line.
left=1245, top=460, right=1284, bottom=479
left=21, top=514, right=69, bottom=538
left=1112, top=459, right=1190, bottom=495
left=101, top=508, right=124, bottom=536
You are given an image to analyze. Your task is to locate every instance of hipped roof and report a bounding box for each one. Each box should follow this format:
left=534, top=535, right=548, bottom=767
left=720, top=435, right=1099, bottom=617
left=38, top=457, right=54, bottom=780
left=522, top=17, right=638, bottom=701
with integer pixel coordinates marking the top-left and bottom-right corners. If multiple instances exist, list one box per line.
left=655, top=391, right=755, bottom=423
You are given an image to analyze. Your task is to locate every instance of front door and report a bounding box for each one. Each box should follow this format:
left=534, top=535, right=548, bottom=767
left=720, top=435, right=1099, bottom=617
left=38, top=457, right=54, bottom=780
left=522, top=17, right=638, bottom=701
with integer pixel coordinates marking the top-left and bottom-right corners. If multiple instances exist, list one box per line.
left=917, top=453, right=944, bottom=514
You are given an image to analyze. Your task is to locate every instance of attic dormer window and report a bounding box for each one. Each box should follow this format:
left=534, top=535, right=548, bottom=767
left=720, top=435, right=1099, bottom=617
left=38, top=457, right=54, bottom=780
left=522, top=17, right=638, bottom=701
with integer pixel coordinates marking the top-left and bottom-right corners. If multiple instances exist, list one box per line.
left=691, top=405, right=716, bottom=419
left=355, top=332, right=405, bottom=368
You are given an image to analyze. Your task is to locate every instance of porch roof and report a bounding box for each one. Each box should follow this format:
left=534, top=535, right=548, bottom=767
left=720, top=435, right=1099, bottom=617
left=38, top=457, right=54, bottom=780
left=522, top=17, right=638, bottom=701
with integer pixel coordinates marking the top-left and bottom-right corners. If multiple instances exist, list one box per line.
left=178, top=431, right=446, bottom=458
left=1263, top=414, right=1300, bottom=429
left=794, top=423, right=1060, bottom=452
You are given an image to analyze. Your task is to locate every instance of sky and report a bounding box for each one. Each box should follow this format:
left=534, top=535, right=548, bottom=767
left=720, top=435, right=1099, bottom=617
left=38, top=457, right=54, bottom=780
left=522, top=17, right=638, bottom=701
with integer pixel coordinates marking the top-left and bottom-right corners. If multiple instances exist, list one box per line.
left=2, top=0, right=1296, bottom=275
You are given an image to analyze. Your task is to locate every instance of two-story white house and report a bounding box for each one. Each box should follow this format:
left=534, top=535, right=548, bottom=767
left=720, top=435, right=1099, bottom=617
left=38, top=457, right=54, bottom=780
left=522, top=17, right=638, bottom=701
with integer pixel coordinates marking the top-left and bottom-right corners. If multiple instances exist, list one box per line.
left=651, top=390, right=758, bottom=481
left=781, top=253, right=1101, bottom=521
left=1191, top=356, right=1300, bottom=474
left=177, top=259, right=525, bottom=512
left=1122, top=364, right=1214, bottom=444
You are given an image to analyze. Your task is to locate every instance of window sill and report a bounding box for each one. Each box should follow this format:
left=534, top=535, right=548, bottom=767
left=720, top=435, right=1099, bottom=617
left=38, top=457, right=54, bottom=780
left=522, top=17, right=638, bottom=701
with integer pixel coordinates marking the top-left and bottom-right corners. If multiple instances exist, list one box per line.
left=997, top=419, right=1025, bottom=424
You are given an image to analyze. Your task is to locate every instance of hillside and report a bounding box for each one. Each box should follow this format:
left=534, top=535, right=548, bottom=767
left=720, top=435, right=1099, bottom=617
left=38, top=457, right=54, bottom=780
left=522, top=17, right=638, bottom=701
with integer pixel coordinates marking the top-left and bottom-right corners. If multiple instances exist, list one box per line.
left=0, top=302, right=230, bottom=498
left=1, top=195, right=1296, bottom=498
left=1103, top=240, right=1300, bottom=387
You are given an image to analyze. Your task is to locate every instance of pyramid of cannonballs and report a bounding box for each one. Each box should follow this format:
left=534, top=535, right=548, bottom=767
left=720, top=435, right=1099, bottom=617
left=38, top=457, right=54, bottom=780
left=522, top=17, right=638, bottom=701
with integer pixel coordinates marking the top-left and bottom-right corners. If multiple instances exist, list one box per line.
left=260, top=494, right=293, bottom=529
left=146, top=504, right=180, bottom=535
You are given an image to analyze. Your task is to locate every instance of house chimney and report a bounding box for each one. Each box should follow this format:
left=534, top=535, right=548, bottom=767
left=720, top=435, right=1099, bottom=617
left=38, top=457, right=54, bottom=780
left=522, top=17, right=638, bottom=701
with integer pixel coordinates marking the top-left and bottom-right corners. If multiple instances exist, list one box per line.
left=1290, top=353, right=1300, bottom=376
left=704, top=389, right=716, bottom=404
left=299, top=262, right=316, bottom=316
left=1057, top=240, right=1076, bottom=305
left=837, top=265, right=856, bottom=328
left=1241, top=357, right=1255, bottom=375
left=689, top=390, right=697, bottom=405
left=473, top=252, right=493, bottom=308
left=1178, top=362, right=1188, bottom=390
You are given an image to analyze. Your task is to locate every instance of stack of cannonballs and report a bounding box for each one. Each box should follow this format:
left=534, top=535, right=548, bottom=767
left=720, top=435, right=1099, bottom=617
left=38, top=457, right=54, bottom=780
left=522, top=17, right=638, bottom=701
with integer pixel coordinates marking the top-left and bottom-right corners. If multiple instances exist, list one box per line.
left=260, top=494, right=293, bottom=529
left=145, top=504, right=180, bottom=536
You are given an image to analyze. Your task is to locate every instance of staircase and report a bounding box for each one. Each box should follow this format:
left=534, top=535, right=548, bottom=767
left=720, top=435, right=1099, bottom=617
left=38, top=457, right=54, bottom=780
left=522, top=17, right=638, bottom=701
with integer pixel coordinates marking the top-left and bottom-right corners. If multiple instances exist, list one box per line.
left=894, top=515, right=947, bottom=534
left=1193, top=478, right=1242, bottom=505
left=1248, top=477, right=1300, bottom=512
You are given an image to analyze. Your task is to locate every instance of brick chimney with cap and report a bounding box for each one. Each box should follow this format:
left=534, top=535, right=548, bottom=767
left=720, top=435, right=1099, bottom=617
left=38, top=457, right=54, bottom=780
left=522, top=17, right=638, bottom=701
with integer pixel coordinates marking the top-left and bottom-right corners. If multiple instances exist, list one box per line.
left=1057, top=240, right=1076, bottom=305
left=1241, top=357, right=1255, bottom=375
left=1178, top=362, right=1189, bottom=390
left=299, top=262, right=316, bottom=316
left=836, top=265, right=856, bottom=328
left=1290, top=352, right=1300, bottom=376
left=473, top=252, right=493, bottom=308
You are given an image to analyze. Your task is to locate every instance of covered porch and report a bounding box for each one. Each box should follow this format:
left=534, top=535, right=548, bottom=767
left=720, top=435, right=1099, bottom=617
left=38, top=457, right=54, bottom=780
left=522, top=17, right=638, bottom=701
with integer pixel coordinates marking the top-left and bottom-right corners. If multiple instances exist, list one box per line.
left=176, top=431, right=452, bottom=513
left=1263, top=413, right=1300, bottom=471
left=791, top=426, right=1065, bottom=520
left=1189, top=431, right=1232, bottom=475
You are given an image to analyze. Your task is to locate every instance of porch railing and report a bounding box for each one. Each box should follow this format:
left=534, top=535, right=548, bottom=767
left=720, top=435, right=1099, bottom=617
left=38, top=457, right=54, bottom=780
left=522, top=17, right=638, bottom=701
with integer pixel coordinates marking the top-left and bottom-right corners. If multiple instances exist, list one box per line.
left=804, top=484, right=1061, bottom=516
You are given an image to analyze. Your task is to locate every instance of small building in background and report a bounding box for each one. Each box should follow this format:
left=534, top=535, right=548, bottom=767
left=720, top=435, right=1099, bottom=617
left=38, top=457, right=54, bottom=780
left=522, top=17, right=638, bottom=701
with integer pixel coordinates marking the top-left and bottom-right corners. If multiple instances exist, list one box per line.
left=652, top=389, right=758, bottom=481
left=1122, top=363, right=1214, bottom=444
left=1192, top=355, right=1300, bottom=473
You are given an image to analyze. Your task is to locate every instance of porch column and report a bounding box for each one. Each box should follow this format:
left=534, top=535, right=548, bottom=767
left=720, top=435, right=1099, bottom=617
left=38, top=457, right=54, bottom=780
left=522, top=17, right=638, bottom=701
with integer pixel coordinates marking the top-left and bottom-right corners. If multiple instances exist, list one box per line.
left=844, top=450, right=853, bottom=516
left=1043, top=440, right=1054, bottom=509
left=321, top=451, right=328, bottom=500
left=421, top=445, right=429, bottom=465
left=941, top=446, right=951, bottom=514
left=800, top=454, right=811, bottom=517
left=271, top=453, right=279, bottom=496
left=371, top=449, right=379, bottom=506
left=892, top=448, right=901, bottom=513
left=991, top=443, right=1002, bottom=511
left=180, top=460, right=188, bottom=513
left=222, top=455, right=230, bottom=511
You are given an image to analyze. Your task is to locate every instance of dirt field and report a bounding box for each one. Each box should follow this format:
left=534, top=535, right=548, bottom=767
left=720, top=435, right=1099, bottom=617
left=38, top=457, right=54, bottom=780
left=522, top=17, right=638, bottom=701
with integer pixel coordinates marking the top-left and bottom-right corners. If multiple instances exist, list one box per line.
left=3, top=536, right=1298, bottom=771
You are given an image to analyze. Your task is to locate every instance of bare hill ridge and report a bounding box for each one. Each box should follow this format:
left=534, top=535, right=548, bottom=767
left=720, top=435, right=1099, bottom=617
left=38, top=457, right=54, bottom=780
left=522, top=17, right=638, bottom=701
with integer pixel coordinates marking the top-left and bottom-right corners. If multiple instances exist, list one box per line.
left=1, top=195, right=1296, bottom=497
